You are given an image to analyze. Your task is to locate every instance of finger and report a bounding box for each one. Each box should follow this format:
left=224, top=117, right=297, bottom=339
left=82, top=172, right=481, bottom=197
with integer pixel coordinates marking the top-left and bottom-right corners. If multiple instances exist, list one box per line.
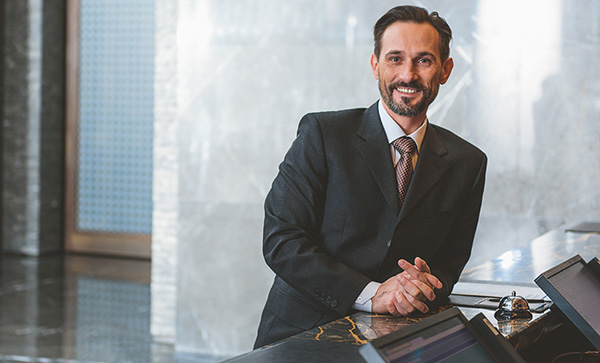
left=403, top=291, right=430, bottom=314
left=398, top=268, right=440, bottom=295
left=414, top=257, right=442, bottom=289
left=397, top=274, right=426, bottom=300
left=400, top=258, right=443, bottom=290
left=387, top=299, right=406, bottom=316
left=398, top=259, right=428, bottom=283
left=414, top=257, right=431, bottom=273
left=425, top=273, right=443, bottom=289
left=394, top=290, right=413, bottom=315
left=395, top=287, right=430, bottom=315
left=386, top=301, right=399, bottom=316
left=398, top=274, right=435, bottom=301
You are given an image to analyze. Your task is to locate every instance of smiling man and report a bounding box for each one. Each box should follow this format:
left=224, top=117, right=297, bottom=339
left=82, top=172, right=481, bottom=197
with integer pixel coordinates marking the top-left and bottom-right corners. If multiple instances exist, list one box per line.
left=373, top=20, right=454, bottom=131
left=254, top=5, right=487, bottom=348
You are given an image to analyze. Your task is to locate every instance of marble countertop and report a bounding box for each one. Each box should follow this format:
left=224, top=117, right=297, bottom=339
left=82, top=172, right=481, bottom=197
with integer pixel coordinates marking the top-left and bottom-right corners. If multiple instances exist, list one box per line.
left=227, top=306, right=559, bottom=362
left=461, top=226, right=600, bottom=283
left=227, top=223, right=600, bottom=362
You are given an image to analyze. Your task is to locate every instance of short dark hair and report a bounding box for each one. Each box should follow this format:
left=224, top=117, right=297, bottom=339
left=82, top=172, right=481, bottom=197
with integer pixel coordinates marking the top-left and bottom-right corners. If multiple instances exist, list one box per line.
left=373, top=5, right=452, bottom=61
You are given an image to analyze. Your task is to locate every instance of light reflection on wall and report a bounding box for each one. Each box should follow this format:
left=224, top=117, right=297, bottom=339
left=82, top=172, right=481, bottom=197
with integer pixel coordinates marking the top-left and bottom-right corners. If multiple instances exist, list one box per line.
left=345, top=15, right=357, bottom=47
left=177, top=1, right=212, bottom=111
left=474, top=0, right=561, bottom=176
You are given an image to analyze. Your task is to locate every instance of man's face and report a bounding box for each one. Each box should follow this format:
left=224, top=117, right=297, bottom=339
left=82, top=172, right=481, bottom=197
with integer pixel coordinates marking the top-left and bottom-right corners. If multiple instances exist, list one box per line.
left=371, top=21, right=453, bottom=119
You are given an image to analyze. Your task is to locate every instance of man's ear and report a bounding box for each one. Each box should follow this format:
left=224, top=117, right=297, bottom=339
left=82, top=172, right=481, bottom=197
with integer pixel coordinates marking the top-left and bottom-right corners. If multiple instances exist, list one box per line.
left=370, top=54, right=379, bottom=80
left=440, top=57, right=454, bottom=85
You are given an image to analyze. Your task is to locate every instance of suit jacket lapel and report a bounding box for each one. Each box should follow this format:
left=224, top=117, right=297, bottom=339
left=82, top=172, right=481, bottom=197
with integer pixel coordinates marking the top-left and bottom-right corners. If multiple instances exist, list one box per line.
left=399, top=124, right=449, bottom=219
left=355, top=104, right=400, bottom=214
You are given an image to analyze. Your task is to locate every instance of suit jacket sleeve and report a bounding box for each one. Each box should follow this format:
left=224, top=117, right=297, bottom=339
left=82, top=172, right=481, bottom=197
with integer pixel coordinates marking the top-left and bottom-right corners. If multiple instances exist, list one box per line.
left=263, top=113, right=371, bottom=317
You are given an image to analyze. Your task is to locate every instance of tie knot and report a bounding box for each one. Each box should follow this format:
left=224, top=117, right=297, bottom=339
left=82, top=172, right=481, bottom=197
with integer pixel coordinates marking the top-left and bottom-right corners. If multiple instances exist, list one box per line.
left=392, top=137, right=416, bottom=154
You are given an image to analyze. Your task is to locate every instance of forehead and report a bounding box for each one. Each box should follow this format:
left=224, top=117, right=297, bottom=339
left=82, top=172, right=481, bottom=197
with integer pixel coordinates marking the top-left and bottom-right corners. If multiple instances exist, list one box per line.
left=380, top=21, right=441, bottom=57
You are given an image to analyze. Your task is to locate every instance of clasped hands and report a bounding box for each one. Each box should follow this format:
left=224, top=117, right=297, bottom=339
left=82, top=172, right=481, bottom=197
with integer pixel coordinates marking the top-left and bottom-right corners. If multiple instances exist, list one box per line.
left=371, top=257, right=442, bottom=316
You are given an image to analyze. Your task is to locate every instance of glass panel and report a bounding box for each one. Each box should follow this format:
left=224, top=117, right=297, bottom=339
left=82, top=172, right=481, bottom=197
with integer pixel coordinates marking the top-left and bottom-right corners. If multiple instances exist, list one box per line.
left=77, top=0, right=155, bottom=234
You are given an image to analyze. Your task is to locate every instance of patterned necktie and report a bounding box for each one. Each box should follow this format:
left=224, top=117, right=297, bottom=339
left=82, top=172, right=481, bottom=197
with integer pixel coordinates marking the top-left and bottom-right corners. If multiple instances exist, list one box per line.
left=392, top=137, right=417, bottom=208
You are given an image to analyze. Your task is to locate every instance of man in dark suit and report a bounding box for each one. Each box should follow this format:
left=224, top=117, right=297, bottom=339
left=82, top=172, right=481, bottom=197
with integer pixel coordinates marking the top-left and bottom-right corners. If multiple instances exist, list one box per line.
left=254, top=5, right=487, bottom=348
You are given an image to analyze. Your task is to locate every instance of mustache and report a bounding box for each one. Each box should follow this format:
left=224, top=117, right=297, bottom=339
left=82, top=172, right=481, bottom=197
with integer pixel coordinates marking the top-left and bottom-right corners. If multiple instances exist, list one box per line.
left=388, top=81, right=424, bottom=91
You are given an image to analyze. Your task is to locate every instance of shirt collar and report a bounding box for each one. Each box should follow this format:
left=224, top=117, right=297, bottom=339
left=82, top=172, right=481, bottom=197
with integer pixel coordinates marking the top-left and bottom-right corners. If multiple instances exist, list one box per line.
left=378, top=99, right=427, bottom=152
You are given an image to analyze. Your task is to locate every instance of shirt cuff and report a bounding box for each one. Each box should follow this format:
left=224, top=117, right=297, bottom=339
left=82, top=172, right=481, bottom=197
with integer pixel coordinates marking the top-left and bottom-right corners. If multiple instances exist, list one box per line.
left=352, top=281, right=381, bottom=312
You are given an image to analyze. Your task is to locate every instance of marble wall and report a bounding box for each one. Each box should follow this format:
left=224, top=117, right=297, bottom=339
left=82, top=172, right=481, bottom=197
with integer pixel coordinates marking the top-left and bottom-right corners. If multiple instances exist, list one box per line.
left=152, top=0, right=600, bottom=357
left=1, top=0, right=65, bottom=255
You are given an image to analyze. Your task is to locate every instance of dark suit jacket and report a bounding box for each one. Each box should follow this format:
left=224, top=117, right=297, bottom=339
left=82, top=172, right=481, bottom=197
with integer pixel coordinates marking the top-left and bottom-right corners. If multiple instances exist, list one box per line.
left=254, top=103, right=487, bottom=348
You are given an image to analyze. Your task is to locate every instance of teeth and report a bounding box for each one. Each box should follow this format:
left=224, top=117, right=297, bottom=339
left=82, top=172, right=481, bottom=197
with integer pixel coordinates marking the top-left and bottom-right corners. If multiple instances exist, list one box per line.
left=396, top=88, right=418, bottom=94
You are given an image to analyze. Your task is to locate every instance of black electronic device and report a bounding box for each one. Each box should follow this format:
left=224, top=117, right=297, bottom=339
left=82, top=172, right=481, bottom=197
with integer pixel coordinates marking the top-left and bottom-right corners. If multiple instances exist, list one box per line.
left=469, top=313, right=526, bottom=362
left=534, top=255, right=600, bottom=350
left=588, top=257, right=600, bottom=280
left=359, top=307, right=525, bottom=363
left=565, top=222, right=600, bottom=234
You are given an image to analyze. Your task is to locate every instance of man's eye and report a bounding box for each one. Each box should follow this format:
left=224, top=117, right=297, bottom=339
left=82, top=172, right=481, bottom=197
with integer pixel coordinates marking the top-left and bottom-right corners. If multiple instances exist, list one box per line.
left=390, top=57, right=400, bottom=62
left=418, top=58, right=432, bottom=65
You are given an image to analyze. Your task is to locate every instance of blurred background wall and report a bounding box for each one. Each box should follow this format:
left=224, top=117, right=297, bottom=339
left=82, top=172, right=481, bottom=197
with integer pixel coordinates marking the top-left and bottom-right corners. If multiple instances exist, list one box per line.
left=150, top=0, right=600, bottom=359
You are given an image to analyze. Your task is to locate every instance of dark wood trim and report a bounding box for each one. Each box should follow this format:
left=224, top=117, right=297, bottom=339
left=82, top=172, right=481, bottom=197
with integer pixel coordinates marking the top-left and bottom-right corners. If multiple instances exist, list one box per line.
left=64, top=0, right=80, bottom=255
left=69, top=232, right=151, bottom=260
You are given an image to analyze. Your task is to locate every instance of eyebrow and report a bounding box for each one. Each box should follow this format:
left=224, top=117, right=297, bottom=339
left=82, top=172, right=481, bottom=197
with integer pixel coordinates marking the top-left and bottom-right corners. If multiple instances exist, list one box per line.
left=384, top=50, right=437, bottom=59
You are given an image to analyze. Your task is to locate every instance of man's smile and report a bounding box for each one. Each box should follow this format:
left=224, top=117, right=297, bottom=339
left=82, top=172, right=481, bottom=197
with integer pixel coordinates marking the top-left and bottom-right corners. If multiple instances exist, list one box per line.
left=395, top=87, right=419, bottom=94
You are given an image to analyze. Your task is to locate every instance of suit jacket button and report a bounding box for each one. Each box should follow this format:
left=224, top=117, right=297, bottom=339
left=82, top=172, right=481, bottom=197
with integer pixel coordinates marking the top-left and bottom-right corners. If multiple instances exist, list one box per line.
left=387, top=240, right=391, bottom=247
left=326, top=296, right=332, bottom=304
left=321, top=292, right=326, bottom=301
left=315, top=289, right=320, bottom=297
left=331, top=299, right=338, bottom=307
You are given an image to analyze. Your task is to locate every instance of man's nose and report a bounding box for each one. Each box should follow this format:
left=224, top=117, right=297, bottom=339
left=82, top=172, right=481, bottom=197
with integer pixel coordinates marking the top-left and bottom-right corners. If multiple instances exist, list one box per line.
left=398, top=62, right=418, bottom=84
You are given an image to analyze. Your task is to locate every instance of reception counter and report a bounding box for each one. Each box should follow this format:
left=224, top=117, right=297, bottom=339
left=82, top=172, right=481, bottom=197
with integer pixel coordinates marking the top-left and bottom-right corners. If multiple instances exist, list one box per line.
left=227, top=223, right=600, bottom=362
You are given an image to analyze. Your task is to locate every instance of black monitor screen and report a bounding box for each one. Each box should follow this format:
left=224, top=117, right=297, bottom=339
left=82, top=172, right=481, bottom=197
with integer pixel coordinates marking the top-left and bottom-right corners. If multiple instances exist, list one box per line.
left=547, top=259, right=600, bottom=336
left=379, top=316, right=496, bottom=363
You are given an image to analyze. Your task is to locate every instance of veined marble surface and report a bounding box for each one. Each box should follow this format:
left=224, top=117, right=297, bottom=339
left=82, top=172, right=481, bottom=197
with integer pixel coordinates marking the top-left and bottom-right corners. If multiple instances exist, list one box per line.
left=225, top=306, right=555, bottom=362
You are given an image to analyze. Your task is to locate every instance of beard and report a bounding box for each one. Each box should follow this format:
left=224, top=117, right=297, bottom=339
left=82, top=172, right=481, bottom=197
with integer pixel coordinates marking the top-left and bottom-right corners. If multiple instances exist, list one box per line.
left=379, top=79, right=437, bottom=118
